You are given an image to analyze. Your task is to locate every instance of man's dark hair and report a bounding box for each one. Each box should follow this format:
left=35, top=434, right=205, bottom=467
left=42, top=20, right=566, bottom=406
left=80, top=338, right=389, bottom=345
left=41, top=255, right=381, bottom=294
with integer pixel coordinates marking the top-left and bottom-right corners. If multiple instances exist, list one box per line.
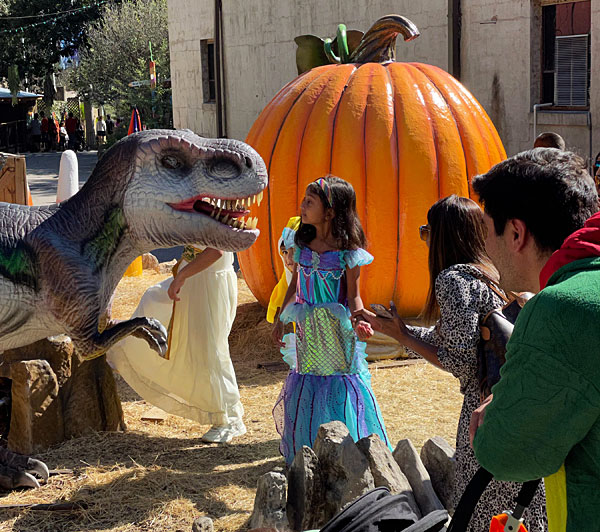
left=533, top=132, right=566, bottom=150
left=472, top=148, right=598, bottom=252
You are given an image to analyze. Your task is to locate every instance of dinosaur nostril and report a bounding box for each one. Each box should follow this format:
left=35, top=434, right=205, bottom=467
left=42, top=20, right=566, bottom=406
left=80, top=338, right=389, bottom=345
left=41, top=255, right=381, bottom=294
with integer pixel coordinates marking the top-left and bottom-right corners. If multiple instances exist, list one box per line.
left=244, top=156, right=252, bottom=169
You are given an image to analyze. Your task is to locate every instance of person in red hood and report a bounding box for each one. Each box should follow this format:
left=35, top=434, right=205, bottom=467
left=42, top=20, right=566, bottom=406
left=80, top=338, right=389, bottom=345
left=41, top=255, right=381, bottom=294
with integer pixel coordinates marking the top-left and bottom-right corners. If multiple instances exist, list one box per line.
left=469, top=148, right=600, bottom=532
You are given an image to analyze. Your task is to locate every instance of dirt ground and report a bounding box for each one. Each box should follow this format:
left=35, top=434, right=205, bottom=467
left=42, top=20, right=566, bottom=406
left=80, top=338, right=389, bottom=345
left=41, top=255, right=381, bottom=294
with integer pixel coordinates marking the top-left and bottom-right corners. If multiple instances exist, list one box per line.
left=0, top=270, right=462, bottom=532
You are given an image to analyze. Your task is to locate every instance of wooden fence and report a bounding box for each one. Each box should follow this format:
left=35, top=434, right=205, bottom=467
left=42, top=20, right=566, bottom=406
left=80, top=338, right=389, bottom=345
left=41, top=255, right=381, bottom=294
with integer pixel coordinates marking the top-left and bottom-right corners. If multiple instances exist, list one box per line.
left=0, top=153, right=31, bottom=205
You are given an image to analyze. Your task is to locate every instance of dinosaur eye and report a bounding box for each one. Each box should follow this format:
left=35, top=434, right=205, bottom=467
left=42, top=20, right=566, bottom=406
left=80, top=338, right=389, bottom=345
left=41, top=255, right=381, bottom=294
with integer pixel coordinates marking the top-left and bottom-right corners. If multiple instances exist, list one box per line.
left=161, top=155, right=182, bottom=169
left=208, top=159, right=240, bottom=179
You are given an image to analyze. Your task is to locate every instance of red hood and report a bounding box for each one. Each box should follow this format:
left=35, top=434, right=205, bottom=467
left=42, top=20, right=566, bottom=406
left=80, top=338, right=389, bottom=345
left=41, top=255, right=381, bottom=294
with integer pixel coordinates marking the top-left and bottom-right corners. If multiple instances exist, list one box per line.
left=540, top=211, right=600, bottom=289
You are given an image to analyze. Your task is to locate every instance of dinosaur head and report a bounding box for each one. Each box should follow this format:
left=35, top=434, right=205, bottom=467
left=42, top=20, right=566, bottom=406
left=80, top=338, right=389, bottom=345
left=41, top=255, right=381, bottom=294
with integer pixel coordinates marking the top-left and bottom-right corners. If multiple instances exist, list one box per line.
left=122, top=129, right=268, bottom=252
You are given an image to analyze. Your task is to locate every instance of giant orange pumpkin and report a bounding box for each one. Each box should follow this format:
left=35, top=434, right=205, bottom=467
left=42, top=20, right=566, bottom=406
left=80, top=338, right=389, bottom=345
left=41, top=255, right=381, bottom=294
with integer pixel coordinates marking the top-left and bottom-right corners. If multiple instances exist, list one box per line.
left=238, top=15, right=506, bottom=316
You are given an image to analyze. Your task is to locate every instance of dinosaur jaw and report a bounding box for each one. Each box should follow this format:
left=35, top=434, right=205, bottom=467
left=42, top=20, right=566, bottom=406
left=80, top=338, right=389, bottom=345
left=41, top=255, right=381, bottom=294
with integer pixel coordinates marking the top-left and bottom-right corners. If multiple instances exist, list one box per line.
left=168, top=191, right=263, bottom=231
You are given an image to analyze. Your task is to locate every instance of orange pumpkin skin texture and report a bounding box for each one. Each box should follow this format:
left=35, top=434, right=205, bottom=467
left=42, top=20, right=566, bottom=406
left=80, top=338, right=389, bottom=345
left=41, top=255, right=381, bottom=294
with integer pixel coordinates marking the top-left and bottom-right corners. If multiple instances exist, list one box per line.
left=239, top=54, right=505, bottom=316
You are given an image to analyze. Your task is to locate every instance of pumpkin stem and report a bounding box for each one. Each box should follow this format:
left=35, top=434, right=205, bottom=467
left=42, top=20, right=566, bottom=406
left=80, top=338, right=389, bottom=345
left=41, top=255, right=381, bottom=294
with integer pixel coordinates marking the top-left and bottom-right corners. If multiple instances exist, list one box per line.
left=349, top=15, right=420, bottom=64
left=324, top=24, right=350, bottom=64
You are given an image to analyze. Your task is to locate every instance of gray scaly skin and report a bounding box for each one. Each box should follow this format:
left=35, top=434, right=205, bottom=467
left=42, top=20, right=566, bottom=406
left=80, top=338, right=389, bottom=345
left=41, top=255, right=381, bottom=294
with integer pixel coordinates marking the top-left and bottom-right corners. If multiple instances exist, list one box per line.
left=0, top=129, right=267, bottom=360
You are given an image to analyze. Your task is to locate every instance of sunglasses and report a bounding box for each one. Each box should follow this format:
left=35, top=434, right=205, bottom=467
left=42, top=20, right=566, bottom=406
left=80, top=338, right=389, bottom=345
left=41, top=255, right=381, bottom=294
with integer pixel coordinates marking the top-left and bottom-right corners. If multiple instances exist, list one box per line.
left=419, top=224, right=431, bottom=242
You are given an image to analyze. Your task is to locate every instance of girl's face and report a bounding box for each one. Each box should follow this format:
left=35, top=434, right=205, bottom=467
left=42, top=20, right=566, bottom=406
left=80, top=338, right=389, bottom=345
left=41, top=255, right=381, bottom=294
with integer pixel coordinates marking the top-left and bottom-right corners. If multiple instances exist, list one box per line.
left=280, top=247, right=295, bottom=271
left=300, top=189, right=329, bottom=225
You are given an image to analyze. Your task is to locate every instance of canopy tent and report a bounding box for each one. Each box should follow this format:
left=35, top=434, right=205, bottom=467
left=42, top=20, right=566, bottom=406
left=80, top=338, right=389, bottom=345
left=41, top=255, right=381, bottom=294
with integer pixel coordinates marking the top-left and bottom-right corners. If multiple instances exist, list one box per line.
left=0, top=88, right=42, bottom=101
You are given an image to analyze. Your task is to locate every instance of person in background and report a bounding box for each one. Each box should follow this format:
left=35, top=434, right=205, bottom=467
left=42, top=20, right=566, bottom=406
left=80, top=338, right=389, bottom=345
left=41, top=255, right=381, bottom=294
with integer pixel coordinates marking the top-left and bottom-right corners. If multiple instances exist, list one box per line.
left=106, top=114, right=115, bottom=136
left=58, top=121, right=68, bottom=151
left=65, top=112, right=78, bottom=149
left=533, top=131, right=566, bottom=150
left=355, top=195, right=547, bottom=532
left=28, top=113, right=41, bottom=152
left=469, top=149, right=599, bottom=532
left=40, top=111, right=49, bottom=151
left=96, top=115, right=107, bottom=148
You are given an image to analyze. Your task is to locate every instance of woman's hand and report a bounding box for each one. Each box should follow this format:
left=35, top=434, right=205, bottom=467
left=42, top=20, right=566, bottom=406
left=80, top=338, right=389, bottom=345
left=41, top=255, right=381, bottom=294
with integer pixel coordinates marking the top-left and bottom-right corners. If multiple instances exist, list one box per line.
left=353, top=302, right=410, bottom=342
left=167, top=274, right=186, bottom=301
left=272, top=320, right=285, bottom=348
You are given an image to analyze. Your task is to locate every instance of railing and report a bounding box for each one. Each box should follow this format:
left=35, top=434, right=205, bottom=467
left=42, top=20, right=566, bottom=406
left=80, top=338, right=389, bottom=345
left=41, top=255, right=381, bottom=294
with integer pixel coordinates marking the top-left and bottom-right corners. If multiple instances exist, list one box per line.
left=0, top=120, right=28, bottom=153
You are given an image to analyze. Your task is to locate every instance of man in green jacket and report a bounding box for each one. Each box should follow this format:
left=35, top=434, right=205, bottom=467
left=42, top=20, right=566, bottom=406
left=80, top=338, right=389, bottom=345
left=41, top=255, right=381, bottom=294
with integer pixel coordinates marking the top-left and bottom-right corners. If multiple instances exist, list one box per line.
left=470, top=148, right=599, bottom=532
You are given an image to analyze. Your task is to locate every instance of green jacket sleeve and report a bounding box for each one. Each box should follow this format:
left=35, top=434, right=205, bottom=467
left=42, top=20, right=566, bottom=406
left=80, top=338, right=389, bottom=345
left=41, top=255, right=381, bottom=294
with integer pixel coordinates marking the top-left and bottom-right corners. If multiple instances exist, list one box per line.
left=473, top=292, right=600, bottom=482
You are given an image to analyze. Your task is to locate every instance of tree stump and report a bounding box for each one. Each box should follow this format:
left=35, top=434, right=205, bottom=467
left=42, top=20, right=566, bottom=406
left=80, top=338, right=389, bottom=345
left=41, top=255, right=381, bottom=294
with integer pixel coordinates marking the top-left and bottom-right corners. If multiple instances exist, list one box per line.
left=0, top=336, right=125, bottom=454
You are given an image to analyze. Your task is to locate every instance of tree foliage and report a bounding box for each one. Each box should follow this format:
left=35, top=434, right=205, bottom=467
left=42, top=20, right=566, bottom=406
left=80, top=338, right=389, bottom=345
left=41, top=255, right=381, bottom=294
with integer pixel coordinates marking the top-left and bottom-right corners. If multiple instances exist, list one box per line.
left=68, top=0, right=171, bottom=128
left=0, top=0, right=111, bottom=92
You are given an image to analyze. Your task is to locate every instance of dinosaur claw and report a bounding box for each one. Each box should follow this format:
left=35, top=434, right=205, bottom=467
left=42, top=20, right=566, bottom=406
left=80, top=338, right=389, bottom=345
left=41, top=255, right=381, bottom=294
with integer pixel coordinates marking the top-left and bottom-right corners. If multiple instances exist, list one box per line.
left=144, top=319, right=168, bottom=358
left=26, top=458, right=49, bottom=482
left=15, top=471, right=40, bottom=489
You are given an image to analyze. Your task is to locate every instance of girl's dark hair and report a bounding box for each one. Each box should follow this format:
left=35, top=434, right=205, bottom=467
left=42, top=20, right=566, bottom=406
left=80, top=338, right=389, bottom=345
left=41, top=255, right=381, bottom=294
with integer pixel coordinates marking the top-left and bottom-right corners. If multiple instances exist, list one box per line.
left=295, top=175, right=366, bottom=250
left=423, top=195, right=498, bottom=321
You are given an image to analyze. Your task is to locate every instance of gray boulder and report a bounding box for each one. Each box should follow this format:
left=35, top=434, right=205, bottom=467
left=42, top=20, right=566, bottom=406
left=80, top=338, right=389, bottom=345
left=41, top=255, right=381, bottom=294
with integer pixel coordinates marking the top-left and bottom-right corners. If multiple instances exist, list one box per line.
left=420, top=436, right=456, bottom=510
left=393, top=439, right=444, bottom=515
left=249, top=471, right=288, bottom=531
left=311, top=421, right=375, bottom=527
left=356, top=434, right=421, bottom=517
left=286, top=446, right=319, bottom=532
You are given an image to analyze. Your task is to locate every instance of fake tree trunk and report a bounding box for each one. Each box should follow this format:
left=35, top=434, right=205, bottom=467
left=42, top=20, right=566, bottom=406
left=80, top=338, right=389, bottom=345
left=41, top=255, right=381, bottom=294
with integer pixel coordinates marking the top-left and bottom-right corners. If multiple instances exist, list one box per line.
left=0, top=337, right=125, bottom=455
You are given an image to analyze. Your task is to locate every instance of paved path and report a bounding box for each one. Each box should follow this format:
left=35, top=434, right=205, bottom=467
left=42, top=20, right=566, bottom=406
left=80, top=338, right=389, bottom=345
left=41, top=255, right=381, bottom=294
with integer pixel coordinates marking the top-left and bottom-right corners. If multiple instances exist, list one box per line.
left=24, top=151, right=183, bottom=263
left=25, top=150, right=98, bottom=206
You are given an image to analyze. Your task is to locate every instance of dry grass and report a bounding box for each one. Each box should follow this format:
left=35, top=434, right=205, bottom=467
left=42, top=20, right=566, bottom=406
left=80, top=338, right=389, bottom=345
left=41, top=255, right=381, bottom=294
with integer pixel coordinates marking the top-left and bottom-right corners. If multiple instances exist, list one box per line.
left=0, top=270, right=462, bottom=532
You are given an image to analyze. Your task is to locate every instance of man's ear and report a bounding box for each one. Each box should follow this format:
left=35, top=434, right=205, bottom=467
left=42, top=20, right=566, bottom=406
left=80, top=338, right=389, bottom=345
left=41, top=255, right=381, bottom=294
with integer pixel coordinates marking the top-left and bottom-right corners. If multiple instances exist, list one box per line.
left=506, top=219, right=529, bottom=252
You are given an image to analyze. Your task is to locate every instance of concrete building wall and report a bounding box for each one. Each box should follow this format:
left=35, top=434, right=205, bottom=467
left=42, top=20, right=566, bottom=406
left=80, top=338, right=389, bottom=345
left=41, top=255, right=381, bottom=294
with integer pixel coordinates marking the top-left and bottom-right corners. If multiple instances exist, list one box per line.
left=167, top=0, right=216, bottom=137
left=168, top=0, right=598, bottom=164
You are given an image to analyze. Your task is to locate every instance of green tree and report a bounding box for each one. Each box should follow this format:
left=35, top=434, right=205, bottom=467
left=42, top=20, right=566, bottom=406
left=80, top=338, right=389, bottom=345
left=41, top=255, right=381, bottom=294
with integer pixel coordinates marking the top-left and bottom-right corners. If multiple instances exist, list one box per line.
left=0, top=0, right=113, bottom=96
left=68, top=0, right=171, bottom=128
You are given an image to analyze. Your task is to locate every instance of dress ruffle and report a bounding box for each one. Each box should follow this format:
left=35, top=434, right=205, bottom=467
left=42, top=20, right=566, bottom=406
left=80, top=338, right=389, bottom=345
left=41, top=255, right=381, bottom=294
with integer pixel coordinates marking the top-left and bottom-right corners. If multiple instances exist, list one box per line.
left=342, top=248, right=374, bottom=269
left=280, top=300, right=349, bottom=326
left=273, top=369, right=389, bottom=464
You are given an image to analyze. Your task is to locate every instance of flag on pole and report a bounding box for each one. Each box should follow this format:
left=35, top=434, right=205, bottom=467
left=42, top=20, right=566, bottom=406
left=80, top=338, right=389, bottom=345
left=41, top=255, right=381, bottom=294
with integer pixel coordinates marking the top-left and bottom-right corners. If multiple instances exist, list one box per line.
left=127, top=107, right=142, bottom=135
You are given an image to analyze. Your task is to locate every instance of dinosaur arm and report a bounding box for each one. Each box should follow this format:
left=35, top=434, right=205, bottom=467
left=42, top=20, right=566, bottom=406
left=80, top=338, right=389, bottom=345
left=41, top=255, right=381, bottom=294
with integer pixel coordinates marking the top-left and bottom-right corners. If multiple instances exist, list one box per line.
left=72, top=317, right=168, bottom=360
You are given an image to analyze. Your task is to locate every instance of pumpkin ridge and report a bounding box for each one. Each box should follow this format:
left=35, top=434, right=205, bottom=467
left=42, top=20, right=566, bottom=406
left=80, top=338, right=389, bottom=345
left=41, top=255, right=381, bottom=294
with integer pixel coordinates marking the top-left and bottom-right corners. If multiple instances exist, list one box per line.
left=411, top=63, right=470, bottom=199
left=327, top=65, right=359, bottom=176
left=382, top=64, right=401, bottom=303
left=404, top=63, right=442, bottom=200
left=415, top=64, right=483, bottom=199
left=361, top=65, right=378, bottom=240
left=436, top=70, right=496, bottom=176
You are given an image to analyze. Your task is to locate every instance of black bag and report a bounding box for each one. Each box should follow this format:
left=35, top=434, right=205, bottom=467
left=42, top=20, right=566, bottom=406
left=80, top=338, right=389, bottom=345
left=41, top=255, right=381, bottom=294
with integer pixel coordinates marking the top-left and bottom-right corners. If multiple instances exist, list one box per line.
left=477, top=289, right=532, bottom=401
left=319, top=487, right=448, bottom=532
left=319, top=468, right=540, bottom=532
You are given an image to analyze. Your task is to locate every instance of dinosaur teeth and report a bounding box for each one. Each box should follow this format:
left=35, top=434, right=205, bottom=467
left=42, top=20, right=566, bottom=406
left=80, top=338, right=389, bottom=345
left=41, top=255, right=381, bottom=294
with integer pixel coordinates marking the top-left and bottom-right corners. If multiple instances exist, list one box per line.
left=257, top=191, right=264, bottom=206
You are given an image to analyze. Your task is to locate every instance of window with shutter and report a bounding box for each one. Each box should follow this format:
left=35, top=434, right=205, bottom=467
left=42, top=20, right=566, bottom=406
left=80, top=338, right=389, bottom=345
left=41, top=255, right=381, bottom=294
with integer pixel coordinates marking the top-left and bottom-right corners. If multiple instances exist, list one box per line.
left=554, top=35, right=589, bottom=106
left=540, top=1, right=590, bottom=108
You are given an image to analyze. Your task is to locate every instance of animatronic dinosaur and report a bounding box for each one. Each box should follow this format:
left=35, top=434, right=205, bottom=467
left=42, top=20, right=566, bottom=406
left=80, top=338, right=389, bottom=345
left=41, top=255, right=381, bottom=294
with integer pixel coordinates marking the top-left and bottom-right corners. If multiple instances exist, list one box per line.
left=0, top=130, right=267, bottom=360
left=0, top=447, right=49, bottom=490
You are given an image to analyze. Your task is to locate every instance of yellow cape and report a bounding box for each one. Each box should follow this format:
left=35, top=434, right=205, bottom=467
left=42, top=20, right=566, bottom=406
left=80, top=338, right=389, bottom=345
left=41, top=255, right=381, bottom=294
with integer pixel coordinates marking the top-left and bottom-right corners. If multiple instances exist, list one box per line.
left=266, top=216, right=300, bottom=323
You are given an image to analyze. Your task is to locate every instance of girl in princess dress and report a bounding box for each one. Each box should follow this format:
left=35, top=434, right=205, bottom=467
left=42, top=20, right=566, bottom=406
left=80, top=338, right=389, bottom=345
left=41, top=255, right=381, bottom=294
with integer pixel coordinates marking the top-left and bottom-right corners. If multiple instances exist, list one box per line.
left=272, top=175, right=391, bottom=464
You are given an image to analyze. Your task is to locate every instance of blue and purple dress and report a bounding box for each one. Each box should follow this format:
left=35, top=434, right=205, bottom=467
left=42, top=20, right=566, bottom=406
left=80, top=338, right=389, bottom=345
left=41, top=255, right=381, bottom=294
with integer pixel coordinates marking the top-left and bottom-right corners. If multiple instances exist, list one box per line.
left=273, top=245, right=391, bottom=464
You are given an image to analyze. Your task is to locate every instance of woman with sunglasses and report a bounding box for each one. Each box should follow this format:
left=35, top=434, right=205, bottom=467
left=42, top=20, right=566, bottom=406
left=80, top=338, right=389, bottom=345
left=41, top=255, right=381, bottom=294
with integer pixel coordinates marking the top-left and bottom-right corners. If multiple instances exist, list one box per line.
left=355, top=194, right=547, bottom=531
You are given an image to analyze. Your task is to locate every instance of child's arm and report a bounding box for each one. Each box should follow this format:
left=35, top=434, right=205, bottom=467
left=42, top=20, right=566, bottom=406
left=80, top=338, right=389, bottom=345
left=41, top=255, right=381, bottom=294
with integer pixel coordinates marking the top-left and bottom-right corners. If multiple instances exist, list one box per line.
left=167, top=247, right=224, bottom=301
left=346, top=265, right=373, bottom=340
left=271, top=264, right=297, bottom=347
